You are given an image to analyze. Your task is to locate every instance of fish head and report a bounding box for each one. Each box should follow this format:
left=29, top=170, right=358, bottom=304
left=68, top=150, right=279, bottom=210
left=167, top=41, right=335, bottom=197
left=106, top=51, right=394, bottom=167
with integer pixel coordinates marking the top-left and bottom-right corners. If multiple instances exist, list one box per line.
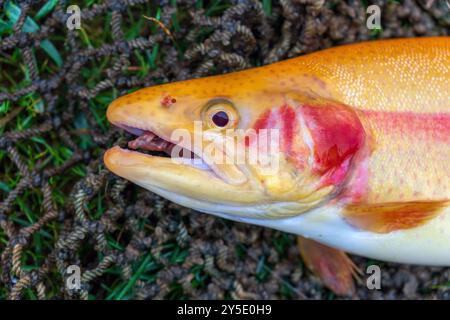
left=105, top=69, right=365, bottom=218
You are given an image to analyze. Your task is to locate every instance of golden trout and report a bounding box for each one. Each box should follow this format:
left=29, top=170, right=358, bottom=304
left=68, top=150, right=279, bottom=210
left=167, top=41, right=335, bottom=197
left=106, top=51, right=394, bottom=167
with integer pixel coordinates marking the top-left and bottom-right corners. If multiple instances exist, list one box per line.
left=104, top=37, right=450, bottom=295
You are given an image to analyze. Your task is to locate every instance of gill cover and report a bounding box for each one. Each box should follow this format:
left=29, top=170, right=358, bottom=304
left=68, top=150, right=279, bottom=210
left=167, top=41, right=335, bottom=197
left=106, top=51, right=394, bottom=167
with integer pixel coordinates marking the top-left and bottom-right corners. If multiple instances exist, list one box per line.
left=244, top=94, right=366, bottom=217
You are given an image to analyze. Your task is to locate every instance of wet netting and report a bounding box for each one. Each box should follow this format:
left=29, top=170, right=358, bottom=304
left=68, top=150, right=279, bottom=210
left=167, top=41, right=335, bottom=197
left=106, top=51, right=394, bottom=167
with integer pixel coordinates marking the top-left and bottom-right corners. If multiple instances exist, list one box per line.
left=0, top=0, right=449, bottom=300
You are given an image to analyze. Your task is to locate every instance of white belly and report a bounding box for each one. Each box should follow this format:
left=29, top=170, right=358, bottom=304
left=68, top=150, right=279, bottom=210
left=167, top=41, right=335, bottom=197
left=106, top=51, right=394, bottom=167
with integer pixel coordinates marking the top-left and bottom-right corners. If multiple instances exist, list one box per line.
left=229, top=205, right=450, bottom=266
left=136, top=184, right=450, bottom=266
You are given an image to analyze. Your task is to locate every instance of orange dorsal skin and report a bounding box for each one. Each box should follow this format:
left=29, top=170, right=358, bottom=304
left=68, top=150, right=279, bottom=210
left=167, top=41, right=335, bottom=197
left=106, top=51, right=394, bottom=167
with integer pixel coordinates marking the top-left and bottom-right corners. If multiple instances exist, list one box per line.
left=270, top=37, right=450, bottom=113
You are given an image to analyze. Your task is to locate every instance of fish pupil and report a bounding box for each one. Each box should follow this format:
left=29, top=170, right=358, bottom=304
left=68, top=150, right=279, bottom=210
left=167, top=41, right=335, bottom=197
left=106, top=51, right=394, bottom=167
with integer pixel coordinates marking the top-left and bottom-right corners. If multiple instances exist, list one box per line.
left=212, top=111, right=229, bottom=127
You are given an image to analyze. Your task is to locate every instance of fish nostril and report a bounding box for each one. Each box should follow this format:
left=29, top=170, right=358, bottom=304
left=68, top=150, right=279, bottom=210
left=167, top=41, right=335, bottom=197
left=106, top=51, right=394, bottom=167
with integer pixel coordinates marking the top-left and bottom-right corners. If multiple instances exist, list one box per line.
left=161, top=94, right=177, bottom=108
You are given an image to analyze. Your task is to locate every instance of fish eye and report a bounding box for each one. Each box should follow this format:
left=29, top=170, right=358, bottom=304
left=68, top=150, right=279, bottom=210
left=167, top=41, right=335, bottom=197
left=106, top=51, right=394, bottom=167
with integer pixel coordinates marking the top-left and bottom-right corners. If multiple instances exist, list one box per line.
left=212, top=111, right=229, bottom=127
left=203, top=99, right=238, bottom=129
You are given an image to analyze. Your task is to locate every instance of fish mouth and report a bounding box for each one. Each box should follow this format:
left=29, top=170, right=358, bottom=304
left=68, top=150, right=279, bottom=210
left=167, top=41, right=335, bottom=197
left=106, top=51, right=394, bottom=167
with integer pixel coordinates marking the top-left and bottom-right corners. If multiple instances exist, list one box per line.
left=107, top=120, right=248, bottom=186
left=103, top=120, right=262, bottom=210
left=110, top=122, right=213, bottom=172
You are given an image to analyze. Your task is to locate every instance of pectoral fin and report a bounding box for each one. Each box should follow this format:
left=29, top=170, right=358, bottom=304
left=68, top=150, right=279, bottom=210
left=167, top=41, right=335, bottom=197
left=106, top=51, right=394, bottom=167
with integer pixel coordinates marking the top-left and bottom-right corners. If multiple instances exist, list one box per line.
left=297, top=236, right=360, bottom=296
left=343, top=200, right=447, bottom=233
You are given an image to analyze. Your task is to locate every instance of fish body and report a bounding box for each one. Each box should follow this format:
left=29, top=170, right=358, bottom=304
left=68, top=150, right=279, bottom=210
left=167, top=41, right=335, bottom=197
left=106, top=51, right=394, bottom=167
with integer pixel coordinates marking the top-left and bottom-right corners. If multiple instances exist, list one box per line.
left=104, top=37, right=450, bottom=266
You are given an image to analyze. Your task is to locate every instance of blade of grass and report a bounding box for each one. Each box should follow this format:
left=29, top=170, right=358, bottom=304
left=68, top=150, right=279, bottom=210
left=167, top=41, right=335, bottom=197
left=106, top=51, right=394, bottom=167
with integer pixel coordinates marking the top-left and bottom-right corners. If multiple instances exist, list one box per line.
left=114, top=254, right=152, bottom=300
left=0, top=18, right=13, bottom=34
left=148, top=43, right=160, bottom=70
left=195, top=0, right=204, bottom=9
left=4, top=1, right=63, bottom=67
left=263, top=0, right=272, bottom=16
left=39, top=40, right=63, bottom=67
left=205, top=0, right=229, bottom=16
left=0, top=181, right=11, bottom=192
left=35, top=0, right=58, bottom=20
